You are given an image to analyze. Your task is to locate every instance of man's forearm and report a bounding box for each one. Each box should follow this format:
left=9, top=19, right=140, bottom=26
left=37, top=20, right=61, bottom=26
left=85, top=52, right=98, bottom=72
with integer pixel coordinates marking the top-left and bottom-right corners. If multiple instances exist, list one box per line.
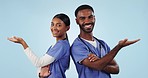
left=95, top=44, right=122, bottom=70
left=103, top=65, right=119, bottom=74
left=82, top=44, right=122, bottom=70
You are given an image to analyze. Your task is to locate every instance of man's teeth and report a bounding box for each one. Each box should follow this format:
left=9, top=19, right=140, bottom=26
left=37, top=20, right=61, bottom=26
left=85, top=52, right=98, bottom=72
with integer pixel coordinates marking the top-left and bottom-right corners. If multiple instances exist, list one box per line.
left=85, top=25, right=91, bottom=28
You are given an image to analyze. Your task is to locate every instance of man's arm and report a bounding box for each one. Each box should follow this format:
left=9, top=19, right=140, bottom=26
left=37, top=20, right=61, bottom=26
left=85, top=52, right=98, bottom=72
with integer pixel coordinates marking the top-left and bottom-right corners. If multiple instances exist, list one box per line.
left=81, top=39, right=140, bottom=70
left=86, top=42, right=119, bottom=73
left=102, top=60, right=119, bottom=74
left=87, top=53, right=119, bottom=74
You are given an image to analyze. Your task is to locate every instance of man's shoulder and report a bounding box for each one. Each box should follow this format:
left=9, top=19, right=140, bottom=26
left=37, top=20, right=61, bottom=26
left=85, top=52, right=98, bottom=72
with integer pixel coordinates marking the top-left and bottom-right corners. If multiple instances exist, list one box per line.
left=94, top=37, right=106, bottom=44
left=71, top=37, right=80, bottom=43
left=71, top=37, right=84, bottom=47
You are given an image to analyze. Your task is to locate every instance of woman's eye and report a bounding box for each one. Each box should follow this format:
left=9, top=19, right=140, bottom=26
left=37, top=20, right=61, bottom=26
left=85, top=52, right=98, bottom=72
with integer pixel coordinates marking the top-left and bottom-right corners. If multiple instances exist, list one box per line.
left=51, top=23, right=54, bottom=27
left=57, top=24, right=61, bottom=27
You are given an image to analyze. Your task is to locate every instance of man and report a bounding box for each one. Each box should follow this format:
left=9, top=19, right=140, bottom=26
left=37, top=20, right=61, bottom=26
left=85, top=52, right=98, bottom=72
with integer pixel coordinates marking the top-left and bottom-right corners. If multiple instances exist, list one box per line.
left=70, top=4, right=140, bottom=78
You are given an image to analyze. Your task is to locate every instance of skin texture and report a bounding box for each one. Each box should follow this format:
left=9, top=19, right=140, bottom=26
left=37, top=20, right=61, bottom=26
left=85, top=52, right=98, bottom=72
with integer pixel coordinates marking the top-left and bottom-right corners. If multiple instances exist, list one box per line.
left=76, top=9, right=140, bottom=74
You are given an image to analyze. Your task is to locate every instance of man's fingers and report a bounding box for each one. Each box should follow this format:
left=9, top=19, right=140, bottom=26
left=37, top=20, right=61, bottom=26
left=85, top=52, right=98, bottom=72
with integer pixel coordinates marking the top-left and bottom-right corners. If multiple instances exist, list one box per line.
left=90, top=56, right=98, bottom=62
left=131, top=39, right=140, bottom=43
left=119, top=38, right=140, bottom=47
left=125, top=39, right=140, bottom=46
left=88, top=53, right=96, bottom=60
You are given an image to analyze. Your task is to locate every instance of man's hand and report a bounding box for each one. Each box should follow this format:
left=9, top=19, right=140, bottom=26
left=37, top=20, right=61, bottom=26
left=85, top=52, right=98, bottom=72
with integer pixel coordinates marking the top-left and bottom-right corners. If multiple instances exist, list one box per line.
left=88, top=53, right=100, bottom=62
left=118, top=38, right=140, bottom=48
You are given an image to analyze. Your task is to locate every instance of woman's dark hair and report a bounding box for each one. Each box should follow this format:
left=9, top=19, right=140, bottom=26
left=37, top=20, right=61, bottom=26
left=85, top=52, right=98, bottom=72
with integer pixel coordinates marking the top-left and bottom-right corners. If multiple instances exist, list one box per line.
left=75, top=4, right=94, bottom=17
left=53, top=13, right=70, bottom=26
left=53, top=13, right=70, bottom=40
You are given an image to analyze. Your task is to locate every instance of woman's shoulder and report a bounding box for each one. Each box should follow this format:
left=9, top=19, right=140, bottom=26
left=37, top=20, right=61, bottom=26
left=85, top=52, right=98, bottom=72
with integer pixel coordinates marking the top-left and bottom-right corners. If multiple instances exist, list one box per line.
left=56, top=39, right=70, bottom=46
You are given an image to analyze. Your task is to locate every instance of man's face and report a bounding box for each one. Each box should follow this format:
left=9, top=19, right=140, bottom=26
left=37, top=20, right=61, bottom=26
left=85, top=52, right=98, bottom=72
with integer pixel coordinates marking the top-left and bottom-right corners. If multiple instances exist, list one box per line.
left=76, top=9, right=95, bottom=33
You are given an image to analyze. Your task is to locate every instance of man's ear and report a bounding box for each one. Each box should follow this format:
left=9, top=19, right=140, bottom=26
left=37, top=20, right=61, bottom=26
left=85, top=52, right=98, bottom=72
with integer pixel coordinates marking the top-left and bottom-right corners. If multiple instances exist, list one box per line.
left=76, top=18, right=79, bottom=24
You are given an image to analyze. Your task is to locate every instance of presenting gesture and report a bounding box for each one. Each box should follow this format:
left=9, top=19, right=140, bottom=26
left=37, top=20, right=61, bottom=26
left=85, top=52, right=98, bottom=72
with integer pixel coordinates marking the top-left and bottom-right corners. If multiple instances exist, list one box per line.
left=8, top=36, right=28, bottom=49
left=8, top=36, right=23, bottom=43
left=118, top=38, right=140, bottom=48
left=7, top=13, right=71, bottom=78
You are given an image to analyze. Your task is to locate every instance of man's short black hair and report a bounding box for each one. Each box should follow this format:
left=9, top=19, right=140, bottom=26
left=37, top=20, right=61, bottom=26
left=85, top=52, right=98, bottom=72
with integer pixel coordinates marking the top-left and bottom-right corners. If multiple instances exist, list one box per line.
left=75, top=4, right=94, bottom=17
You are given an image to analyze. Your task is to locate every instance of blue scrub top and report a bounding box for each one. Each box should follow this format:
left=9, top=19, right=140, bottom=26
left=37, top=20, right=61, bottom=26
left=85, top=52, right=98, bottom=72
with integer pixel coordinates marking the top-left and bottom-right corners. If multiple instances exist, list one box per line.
left=71, top=37, right=111, bottom=78
left=46, top=39, right=70, bottom=78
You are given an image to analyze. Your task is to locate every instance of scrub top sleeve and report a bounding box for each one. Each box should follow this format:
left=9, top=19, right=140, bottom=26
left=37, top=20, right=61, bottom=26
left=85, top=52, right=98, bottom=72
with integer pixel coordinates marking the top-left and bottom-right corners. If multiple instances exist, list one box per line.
left=103, top=41, right=111, bottom=53
left=71, top=43, right=90, bottom=64
left=99, top=39, right=111, bottom=53
left=46, top=41, right=66, bottom=62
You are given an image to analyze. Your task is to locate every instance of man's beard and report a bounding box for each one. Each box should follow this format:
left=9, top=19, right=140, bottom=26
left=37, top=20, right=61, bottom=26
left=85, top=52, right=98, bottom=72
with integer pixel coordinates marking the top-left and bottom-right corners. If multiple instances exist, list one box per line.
left=79, top=22, right=95, bottom=33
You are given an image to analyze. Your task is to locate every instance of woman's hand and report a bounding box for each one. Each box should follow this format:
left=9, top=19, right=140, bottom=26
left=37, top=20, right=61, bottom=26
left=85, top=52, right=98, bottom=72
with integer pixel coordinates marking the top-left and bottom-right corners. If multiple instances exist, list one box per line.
left=39, top=65, right=51, bottom=78
left=7, top=36, right=29, bottom=49
left=7, top=36, right=24, bottom=44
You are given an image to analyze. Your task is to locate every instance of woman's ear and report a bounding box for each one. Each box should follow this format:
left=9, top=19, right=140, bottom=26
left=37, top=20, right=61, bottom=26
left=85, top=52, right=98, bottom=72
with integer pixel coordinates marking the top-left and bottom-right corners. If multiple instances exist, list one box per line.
left=66, top=26, right=70, bottom=31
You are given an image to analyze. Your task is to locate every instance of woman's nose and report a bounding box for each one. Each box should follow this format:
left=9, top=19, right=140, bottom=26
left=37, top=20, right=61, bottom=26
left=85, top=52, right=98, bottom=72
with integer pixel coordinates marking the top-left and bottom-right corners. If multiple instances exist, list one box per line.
left=51, top=25, right=57, bottom=30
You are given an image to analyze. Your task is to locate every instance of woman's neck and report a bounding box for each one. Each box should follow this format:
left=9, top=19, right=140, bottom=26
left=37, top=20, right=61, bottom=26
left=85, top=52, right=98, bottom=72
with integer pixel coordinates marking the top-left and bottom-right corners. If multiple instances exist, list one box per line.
left=56, top=35, right=66, bottom=42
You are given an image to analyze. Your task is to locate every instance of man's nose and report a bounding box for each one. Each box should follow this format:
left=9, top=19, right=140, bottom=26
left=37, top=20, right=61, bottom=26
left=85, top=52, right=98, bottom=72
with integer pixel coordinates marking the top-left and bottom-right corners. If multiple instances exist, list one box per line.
left=84, top=18, right=91, bottom=23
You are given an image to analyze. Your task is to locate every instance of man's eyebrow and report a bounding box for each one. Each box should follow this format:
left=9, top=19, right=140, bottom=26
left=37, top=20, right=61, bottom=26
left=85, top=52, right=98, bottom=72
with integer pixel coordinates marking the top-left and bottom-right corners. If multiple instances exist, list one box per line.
left=79, top=16, right=85, bottom=18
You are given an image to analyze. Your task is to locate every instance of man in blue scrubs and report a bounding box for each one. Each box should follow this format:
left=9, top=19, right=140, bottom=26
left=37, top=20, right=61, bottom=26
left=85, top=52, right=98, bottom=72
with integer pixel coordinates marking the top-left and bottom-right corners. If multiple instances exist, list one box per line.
left=70, top=4, right=140, bottom=78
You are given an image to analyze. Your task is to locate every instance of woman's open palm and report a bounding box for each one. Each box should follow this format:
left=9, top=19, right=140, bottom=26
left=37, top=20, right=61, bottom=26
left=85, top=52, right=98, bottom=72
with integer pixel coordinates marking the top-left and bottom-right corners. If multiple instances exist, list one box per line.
left=8, top=36, right=23, bottom=44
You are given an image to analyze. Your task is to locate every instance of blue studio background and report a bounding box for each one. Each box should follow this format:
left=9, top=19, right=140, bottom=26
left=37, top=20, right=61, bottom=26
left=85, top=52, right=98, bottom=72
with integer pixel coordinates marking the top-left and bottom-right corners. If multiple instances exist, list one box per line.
left=0, top=0, right=147, bottom=78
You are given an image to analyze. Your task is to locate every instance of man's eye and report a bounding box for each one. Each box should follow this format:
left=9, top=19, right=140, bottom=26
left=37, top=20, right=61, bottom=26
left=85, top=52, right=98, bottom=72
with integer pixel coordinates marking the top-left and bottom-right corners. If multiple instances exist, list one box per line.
left=80, top=17, right=85, bottom=20
left=88, top=15, right=93, bottom=19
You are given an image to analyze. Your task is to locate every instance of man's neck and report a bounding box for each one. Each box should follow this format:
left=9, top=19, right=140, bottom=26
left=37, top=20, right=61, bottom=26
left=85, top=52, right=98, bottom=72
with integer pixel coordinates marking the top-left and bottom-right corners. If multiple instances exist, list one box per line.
left=80, top=33, right=94, bottom=41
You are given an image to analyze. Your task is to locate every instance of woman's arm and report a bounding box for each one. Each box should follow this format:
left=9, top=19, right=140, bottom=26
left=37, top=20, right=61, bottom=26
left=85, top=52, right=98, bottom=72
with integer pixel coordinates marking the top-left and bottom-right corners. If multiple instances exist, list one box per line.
left=24, top=48, right=55, bottom=67
left=8, top=36, right=55, bottom=67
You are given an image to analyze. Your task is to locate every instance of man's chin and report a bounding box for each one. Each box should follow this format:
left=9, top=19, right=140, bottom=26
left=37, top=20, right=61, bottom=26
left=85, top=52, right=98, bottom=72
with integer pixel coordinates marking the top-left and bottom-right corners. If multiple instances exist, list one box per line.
left=84, top=30, right=93, bottom=33
left=84, top=28, right=93, bottom=33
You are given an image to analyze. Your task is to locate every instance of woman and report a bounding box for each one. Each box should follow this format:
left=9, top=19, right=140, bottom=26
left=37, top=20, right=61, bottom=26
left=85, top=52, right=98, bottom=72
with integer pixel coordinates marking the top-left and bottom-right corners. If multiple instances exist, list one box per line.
left=8, top=13, right=70, bottom=78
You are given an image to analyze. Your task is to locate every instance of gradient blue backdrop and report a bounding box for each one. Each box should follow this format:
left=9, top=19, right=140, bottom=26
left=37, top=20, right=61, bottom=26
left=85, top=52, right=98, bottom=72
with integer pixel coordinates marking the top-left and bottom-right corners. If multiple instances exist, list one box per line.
left=0, top=0, right=147, bottom=78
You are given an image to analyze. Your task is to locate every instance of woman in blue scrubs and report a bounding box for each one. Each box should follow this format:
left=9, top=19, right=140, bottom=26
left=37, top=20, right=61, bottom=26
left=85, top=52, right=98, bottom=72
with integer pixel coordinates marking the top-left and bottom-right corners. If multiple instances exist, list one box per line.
left=8, top=13, right=70, bottom=78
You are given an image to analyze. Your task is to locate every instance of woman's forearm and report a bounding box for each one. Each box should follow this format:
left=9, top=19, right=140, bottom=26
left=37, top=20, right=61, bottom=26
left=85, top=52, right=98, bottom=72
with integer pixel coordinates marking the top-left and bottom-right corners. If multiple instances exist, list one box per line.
left=20, top=39, right=29, bottom=49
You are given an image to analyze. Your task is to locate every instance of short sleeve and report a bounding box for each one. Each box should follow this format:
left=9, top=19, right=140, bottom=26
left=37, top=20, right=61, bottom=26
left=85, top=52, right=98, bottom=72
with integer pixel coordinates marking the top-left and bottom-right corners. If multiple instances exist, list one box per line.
left=46, top=41, right=66, bottom=62
left=99, top=39, right=111, bottom=53
left=71, top=39, right=90, bottom=64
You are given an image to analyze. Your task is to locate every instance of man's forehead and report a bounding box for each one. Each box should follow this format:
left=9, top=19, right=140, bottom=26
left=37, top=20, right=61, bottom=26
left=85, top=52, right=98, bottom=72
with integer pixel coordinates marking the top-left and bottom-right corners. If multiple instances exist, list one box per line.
left=77, top=9, right=94, bottom=17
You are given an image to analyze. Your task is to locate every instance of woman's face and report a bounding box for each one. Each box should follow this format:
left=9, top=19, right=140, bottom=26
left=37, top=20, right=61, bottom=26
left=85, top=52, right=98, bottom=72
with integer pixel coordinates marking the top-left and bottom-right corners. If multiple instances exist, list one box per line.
left=50, top=17, right=69, bottom=40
